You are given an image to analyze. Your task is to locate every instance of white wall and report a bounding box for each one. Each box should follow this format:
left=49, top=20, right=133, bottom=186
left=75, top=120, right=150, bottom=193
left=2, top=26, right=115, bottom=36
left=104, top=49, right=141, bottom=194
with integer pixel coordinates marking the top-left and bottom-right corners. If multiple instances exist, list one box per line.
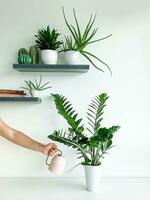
left=0, top=0, right=150, bottom=177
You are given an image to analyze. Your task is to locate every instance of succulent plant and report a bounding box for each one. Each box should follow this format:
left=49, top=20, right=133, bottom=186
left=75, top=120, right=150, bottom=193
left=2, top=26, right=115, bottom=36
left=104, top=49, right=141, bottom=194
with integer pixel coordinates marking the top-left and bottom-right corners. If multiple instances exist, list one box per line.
left=18, top=54, right=32, bottom=64
left=61, top=7, right=112, bottom=74
left=18, top=48, right=28, bottom=56
left=21, top=75, right=52, bottom=93
left=35, top=26, right=62, bottom=50
left=29, top=46, right=39, bottom=64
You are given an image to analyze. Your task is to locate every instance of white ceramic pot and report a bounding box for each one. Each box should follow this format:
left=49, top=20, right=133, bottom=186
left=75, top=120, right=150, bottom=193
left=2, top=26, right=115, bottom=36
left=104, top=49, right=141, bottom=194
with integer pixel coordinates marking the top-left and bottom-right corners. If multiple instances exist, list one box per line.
left=41, top=50, right=58, bottom=64
left=30, top=90, right=41, bottom=97
left=65, top=50, right=80, bottom=64
left=84, top=165, right=101, bottom=192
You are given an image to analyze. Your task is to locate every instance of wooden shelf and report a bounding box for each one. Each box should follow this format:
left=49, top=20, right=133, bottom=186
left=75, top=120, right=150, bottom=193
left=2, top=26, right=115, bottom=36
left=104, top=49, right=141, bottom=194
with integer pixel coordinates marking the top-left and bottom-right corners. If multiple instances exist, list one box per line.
left=0, top=96, right=41, bottom=103
left=13, top=64, right=89, bottom=73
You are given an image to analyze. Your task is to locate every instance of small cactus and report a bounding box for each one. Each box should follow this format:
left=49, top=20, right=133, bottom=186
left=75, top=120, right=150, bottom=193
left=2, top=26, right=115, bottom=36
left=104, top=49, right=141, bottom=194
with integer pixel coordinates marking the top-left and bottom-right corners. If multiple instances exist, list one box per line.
left=18, top=48, right=28, bottom=56
left=29, top=46, right=39, bottom=64
left=18, top=54, right=32, bottom=64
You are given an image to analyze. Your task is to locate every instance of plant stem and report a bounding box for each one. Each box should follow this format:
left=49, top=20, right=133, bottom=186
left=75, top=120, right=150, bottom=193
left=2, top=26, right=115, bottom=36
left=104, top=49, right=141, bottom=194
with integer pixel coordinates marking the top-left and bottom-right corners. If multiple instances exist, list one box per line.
left=58, top=136, right=90, bottom=163
left=94, top=145, right=101, bottom=165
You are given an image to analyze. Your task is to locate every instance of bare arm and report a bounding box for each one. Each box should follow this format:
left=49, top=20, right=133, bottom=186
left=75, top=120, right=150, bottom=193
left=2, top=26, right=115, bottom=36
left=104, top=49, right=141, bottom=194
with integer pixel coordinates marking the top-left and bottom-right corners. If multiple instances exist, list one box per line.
left=0, top=118, right=57, bottom=155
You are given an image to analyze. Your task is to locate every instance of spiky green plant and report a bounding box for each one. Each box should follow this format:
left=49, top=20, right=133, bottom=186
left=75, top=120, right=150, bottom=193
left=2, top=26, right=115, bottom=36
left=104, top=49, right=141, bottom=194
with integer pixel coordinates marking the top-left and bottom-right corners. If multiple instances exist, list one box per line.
left=48, top=93, right=120, bottom=166
left=35, top=26, right=62, bottom=50
left=60, top=7, right=112, bottom=74
left=21, top=75, right=52, bottom=94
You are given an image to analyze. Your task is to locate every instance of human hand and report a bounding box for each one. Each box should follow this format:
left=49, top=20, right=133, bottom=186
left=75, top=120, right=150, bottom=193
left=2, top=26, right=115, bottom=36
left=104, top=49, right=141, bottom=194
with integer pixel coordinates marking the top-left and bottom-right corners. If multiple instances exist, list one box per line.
left=42, top=143, right=58, bottom=156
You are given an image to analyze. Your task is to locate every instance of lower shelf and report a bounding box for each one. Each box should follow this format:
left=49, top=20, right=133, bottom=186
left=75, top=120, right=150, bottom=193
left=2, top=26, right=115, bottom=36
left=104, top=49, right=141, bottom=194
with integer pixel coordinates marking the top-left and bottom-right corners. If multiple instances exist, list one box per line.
left=0, top=97, right=41, bottom=103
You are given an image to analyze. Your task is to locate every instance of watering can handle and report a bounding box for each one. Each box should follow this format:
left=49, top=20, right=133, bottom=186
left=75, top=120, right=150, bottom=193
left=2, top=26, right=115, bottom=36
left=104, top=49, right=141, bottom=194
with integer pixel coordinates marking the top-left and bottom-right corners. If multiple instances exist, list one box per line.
left=45, top=148, right=62, bottom=166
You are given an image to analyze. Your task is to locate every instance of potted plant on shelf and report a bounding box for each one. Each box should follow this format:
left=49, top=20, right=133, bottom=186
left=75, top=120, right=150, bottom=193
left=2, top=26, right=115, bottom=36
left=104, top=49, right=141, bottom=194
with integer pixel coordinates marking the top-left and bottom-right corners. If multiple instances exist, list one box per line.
left=60, top=7, right=112, bottom=74
left=21, top=75, right=52, bottom=97
left=35, top=26, right=62, bottom=64
left=48, top=93, right=120, bottom=192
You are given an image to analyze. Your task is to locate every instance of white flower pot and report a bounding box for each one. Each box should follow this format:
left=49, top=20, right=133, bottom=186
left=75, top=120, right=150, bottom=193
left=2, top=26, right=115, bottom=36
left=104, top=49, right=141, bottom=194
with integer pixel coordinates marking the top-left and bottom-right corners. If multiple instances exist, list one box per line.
left=41, top=50, right=58, bottom=64
left=84, top=165, right=101, bottom=192
left=30, top=90, right=41, bottom=97
left=65, top=51, right=80, bottom=64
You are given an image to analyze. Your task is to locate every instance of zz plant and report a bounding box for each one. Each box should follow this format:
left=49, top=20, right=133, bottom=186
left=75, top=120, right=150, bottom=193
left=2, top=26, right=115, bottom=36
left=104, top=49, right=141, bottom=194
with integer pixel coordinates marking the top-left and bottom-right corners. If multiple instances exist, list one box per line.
left=48, top=93, right=120, bottom=166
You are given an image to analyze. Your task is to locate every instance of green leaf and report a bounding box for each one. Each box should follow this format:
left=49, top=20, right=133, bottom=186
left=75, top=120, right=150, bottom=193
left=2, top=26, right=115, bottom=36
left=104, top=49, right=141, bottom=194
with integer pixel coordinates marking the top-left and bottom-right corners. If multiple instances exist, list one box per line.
left=81, top=51, right=104, bottom=72
left=86, top=93, right=109, bottom=135
left=73, top=8, right=81, bottom=42
left=82, top=50, right=112, bottom=75
left=62, top=6, right=78, bottom=44
left=88, top=34, right=112, bottom=44
left=51, top=93, right=84, bottom=135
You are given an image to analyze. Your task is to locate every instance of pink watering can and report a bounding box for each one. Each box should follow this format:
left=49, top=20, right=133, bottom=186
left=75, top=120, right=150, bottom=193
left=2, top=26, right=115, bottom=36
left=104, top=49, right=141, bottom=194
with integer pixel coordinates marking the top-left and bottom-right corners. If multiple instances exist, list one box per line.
left=46, top=149, right=66, bottom=175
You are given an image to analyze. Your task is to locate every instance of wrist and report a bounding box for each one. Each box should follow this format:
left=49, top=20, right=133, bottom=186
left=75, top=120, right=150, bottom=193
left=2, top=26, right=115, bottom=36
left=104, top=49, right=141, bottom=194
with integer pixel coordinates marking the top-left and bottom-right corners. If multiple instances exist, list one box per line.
left=37, top=143, right=45, bottom=153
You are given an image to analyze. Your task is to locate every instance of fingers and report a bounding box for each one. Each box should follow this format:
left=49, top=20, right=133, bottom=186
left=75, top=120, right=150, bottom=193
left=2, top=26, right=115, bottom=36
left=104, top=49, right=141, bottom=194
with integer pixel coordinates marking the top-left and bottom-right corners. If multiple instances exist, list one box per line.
left=42, top=142, right=63, bottom=156
left=50, top=143, right=57, bottom=149
left=48, top=148, right=57, bottom=156
left=42, top=143, right=58, bottom=156
left=48, top=150, right=56, bottom=156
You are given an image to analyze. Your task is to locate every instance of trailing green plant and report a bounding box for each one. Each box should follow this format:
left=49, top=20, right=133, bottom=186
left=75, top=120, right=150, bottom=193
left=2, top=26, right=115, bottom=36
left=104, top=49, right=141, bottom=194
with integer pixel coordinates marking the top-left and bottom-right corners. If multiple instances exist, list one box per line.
left=21, top=75, right=52, bottom=94
left=60, top=7, right=112, bottom=74
left=35, top=26, right=62, bottom=50
left=48, top=93, right=120, bottom=166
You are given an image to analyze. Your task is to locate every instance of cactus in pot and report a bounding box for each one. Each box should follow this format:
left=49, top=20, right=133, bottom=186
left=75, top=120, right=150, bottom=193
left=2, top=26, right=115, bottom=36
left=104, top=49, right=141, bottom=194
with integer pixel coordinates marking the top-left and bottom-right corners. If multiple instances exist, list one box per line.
left=29, top=46, right=39, bottom=64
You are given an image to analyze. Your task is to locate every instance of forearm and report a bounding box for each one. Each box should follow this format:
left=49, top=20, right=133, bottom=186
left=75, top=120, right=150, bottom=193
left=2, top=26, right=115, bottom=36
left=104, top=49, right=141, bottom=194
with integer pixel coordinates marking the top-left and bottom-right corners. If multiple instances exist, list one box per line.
left=7, top=129, right=45, bottom=153
left=0, top=118, right=44, bottom=153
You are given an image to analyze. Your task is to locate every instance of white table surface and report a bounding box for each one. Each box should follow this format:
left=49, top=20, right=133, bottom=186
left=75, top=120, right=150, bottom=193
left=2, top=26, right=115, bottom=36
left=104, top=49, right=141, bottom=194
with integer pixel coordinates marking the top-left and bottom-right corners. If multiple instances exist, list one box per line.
left=0, top=177, right=149, bottom=200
